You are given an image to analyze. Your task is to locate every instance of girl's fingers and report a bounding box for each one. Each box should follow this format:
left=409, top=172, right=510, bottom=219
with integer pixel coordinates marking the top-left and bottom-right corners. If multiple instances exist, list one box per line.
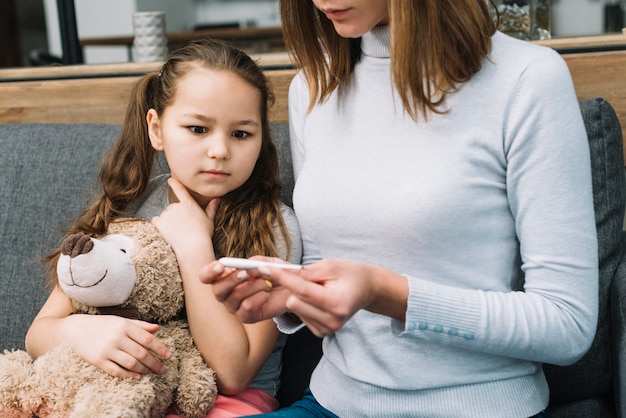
left=130, top=319, right=160, bottom=333
left=166, top=177, right=194, bottom=203
left=109, top=347, right=155, bottom=376
left=205, top=197, right=220, bottom=220
left=128, top=320, right=172, bottom=361
left=100, top=360, right=142, bottom=380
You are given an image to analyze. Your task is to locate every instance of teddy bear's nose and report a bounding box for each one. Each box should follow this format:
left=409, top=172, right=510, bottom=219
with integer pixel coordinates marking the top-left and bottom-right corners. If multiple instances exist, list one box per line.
left=61, top=232, right=94, bottom=258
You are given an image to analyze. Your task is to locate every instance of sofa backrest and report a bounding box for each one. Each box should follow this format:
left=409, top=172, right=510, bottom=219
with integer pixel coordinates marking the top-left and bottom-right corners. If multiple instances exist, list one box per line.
left=543, top=98, right=625, bottom=416
left=0, top=123, right=120, bottom=350
left=2, top=49, right=626, bottom=164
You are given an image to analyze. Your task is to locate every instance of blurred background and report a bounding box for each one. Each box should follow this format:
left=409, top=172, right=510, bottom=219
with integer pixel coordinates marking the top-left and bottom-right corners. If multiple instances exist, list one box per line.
left=1, top=0, right=625, bottom=68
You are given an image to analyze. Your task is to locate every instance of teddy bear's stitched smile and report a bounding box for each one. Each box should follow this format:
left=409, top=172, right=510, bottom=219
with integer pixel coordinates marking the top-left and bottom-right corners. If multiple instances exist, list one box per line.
left=64, top=264, right=107, bottom=288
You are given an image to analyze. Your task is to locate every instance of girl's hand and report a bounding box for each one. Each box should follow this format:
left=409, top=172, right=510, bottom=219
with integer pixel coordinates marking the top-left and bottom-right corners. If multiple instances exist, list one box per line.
left=200, top=257, right=293, bottom=323
left=64, top=314, right=171, bottom=380
left=152, top=177, right=219, bottom=257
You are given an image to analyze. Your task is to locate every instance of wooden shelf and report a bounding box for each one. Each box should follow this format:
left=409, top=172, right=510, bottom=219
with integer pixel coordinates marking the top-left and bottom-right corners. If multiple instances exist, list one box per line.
left=0, top=52, right=292, bottom=82
left=80, top=26, right=285, bottom=55
left=532, top=33, right=626, bottom=53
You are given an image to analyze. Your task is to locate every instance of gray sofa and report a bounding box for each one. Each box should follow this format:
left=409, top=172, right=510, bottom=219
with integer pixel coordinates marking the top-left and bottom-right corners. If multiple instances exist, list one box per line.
left=0, top=98, right=624, bottom=417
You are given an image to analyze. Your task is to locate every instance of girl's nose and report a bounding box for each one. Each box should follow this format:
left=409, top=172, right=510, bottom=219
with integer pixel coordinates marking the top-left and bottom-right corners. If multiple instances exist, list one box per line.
left=207, top=135, right=230, bottom=159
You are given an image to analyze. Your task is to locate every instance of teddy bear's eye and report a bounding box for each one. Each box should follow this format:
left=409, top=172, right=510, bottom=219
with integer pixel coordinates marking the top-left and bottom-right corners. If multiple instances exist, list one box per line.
left=120, top=249, right=127, bottom=254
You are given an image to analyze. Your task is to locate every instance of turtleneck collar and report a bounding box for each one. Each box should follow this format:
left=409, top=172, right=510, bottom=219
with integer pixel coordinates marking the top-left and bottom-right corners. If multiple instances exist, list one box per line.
left=361, top=24, right=391, bottom=58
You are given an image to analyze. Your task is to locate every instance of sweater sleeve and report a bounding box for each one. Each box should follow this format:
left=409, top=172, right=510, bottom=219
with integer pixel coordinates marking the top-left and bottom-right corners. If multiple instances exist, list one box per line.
left=396, top=48, right=599, bottom=366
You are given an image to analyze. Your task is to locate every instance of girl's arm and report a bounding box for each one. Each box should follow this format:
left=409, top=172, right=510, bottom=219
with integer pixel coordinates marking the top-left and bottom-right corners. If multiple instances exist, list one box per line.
left=152, top=177, right=280, bottom=395
left=25, top=285, right=171, bottom=379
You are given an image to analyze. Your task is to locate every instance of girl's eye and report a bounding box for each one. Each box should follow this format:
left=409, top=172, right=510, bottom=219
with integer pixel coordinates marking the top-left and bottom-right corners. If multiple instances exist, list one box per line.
left=189, top=126, right=207, bottom=135
left=232, top=130, right=250, bottom=140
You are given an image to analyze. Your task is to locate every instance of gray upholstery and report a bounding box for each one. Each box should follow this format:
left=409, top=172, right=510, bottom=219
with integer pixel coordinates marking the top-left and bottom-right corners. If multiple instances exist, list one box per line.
left=544, top=98, right=626, bottom=417
left=0, top=124, right=120, bottom=351
left=0, top=99, right=624, bottom=416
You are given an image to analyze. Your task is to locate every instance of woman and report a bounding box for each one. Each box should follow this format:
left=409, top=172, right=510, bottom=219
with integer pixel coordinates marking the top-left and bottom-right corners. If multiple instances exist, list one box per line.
left=197, top=1, right=597, bottom=417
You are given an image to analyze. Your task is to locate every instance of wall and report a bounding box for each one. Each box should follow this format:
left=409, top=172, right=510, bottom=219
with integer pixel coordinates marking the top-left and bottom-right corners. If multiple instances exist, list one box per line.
left=193, top=0, right=279, bottom=28
left=552, top=0, right=606, bottom=37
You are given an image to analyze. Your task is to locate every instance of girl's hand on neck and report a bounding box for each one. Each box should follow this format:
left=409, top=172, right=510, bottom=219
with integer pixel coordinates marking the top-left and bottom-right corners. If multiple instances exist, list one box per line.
left=152, top=177, right=219, bottom=262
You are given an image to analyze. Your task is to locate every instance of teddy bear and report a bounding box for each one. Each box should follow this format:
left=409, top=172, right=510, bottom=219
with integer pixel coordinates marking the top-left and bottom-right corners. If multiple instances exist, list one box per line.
left=0, top=219, right=217, bottom=418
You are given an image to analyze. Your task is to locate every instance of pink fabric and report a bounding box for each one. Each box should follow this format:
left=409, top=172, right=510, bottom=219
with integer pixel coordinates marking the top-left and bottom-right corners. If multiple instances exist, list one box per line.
left=166, top=388, right=278, bottom=418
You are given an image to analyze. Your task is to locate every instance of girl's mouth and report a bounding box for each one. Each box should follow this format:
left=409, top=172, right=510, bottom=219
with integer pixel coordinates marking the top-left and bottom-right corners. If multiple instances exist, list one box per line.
left=203, top=170, right=229, bottom=179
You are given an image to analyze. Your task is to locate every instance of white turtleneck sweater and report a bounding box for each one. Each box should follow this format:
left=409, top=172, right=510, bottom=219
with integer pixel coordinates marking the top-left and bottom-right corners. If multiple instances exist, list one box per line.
left=288, top=27, right=598, bottom=417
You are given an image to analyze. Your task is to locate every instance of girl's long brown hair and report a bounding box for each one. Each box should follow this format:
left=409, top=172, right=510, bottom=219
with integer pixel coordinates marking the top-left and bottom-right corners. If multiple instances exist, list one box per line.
left=280, top=0, right=497, bottom=120
left=46, top=38, right=290, bottom=284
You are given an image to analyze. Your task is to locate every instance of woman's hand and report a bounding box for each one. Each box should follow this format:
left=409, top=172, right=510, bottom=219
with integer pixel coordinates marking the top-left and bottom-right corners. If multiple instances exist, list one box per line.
left=152, top=177, right=219, bottom=259
left=240, top=259, right=409, bottom=337
left=200, top=255, right=410, bottom=338
left=200, top=257, right=293, bottom=323
left=270, top=259, right=380, bottom=336
left=62, top=314, right=171, bottom=380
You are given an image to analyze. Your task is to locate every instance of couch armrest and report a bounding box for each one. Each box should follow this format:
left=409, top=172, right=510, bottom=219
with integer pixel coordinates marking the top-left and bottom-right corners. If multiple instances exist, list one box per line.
left=612, top=232, right=626, bottom=417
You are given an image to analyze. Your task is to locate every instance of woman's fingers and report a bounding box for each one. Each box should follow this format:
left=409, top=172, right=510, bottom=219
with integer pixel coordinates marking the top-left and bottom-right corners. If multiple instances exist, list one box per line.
left=264, top=263, right=360, bottom=336
left=199, top=260, right=293, bottom=322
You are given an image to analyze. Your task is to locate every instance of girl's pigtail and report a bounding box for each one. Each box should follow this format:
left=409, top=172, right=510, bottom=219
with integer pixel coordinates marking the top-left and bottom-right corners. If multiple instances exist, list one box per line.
left=44, top=73, right=160, bottom=287
left=74, top=73, right=160, bottom=235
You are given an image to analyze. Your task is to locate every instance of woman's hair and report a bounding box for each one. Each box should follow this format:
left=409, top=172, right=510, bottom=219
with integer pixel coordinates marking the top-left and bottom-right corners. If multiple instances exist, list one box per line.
left=45, top=38, right=290, bottom=283
left=280, top=0, right=498, bottom=119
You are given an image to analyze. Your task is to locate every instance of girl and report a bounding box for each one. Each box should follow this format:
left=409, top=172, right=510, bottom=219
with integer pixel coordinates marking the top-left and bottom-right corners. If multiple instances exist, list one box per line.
left=199, top=1, right=597, bottom=417
left=25, top=38, right=302, bottom=417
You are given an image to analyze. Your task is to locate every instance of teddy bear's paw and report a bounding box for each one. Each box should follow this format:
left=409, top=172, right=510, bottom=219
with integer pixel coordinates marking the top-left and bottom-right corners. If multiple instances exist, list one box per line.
left=0, top=350, right=33, bottom=384
left=174, top=368, right=217, bottom=418
left=0, top=409, right=33, bottom=418
left=0, top=350, right=40, bottom=417
left=174, top=373, right=217, bottom=418
left=162, top=322, right=217, bottom=418
left=69, top=376, right=170, bottom=418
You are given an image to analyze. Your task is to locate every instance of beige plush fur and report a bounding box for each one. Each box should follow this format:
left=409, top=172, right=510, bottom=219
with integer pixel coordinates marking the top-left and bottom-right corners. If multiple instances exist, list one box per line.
left=0, top=219, right=217, bottom=418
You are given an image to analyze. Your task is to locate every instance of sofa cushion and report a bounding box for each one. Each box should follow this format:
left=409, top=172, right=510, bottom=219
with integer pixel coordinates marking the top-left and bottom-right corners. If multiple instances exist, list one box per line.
left=612, top=234, right=626, bottom=417
left=271, top=122, right=294, bottom=208
left=0, top=123, right=121, bottom=351
left=544, top=98, right=625, bottom=412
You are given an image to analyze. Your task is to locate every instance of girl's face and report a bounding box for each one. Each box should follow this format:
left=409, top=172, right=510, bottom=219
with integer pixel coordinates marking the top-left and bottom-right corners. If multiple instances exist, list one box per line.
left=148, top=66, right=263, bottom=208
left=311, top=0, right=389, bottom=38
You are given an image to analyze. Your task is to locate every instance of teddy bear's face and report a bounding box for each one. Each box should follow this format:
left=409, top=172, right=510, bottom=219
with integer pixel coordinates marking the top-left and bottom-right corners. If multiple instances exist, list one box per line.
left=57, top=232, right=137, bottom=307
left=57, top=220, right=185, bottom=323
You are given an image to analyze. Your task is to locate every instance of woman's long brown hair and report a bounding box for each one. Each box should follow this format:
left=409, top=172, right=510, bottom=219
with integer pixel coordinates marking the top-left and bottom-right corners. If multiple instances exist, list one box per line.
left=45, top=38, right=291, bottom=284
left=280, top=0, right=497, bottom=120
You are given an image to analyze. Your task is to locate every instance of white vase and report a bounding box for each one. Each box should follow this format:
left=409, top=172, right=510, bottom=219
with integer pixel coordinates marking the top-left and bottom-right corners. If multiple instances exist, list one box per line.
left=132, top=11, right=168, bottom=62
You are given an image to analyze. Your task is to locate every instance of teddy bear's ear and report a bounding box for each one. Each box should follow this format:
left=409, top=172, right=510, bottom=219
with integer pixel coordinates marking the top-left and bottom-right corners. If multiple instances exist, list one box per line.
left=57, top=233, right=137, bottom=307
